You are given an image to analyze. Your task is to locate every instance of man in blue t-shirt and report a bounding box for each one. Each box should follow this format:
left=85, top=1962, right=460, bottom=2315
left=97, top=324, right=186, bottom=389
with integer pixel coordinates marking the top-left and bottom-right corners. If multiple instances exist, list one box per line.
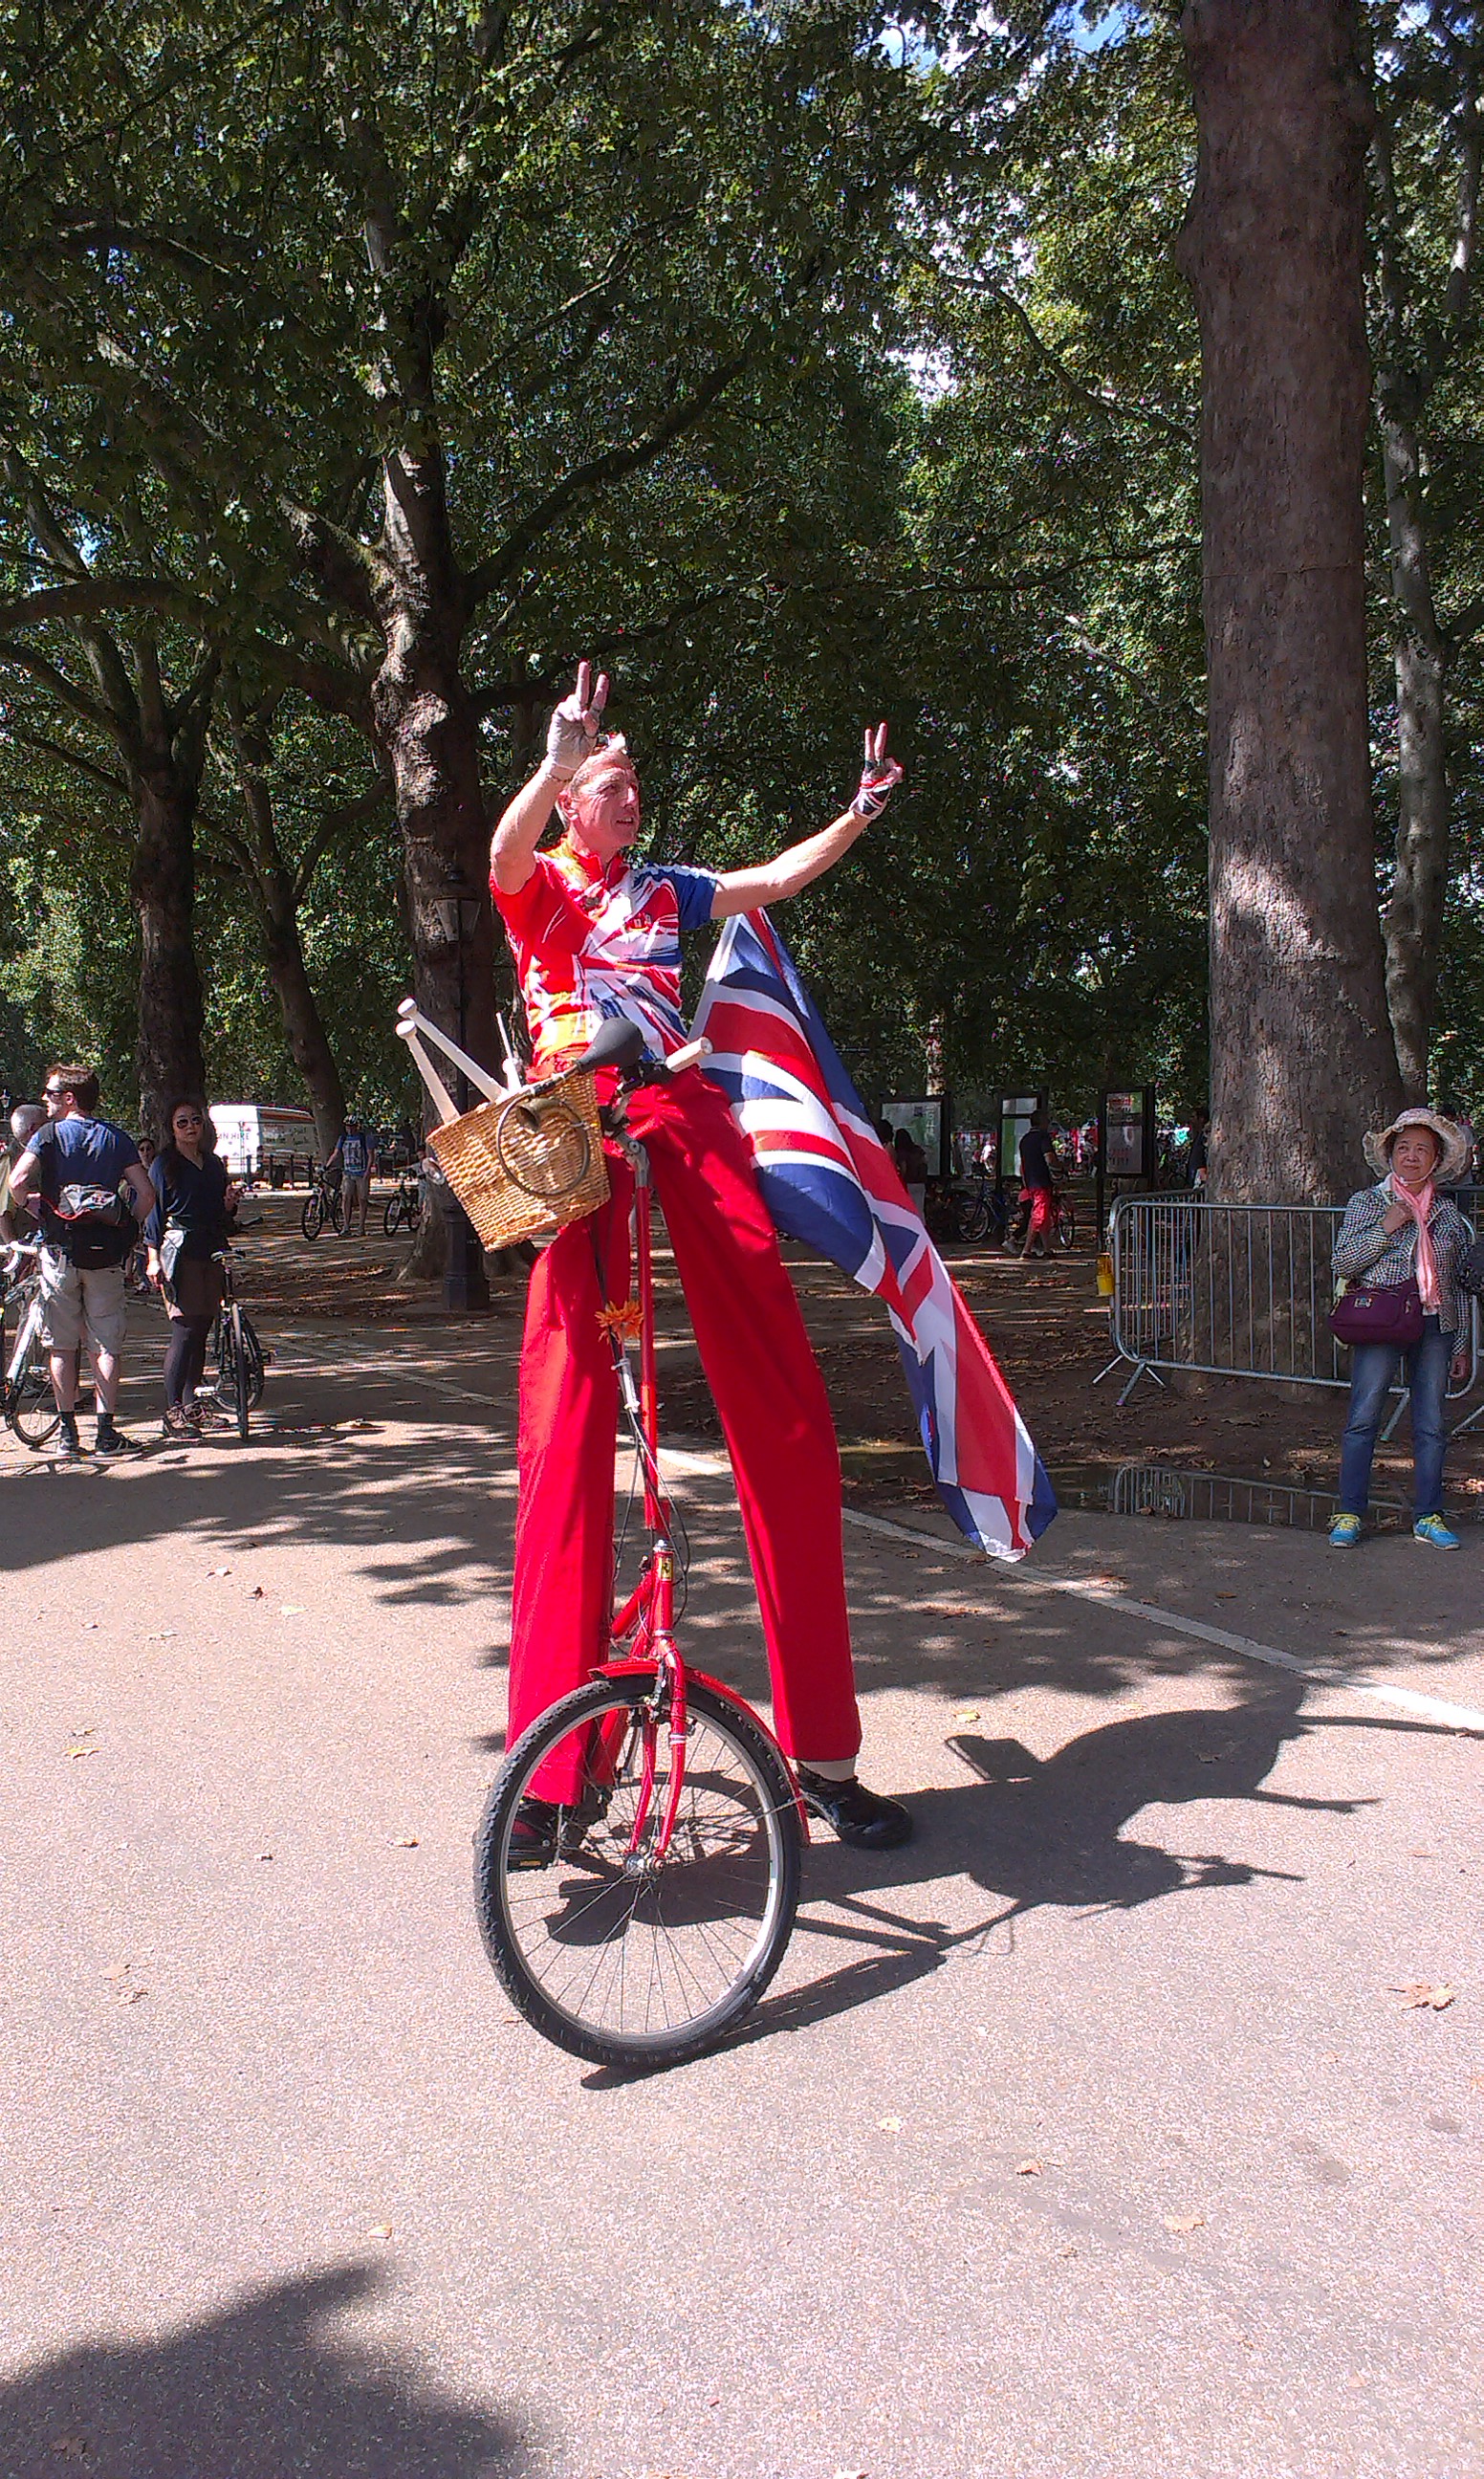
left=326, top=1115, right=373, bottom=1237
left=10, top=1064, right=154, bottom=1458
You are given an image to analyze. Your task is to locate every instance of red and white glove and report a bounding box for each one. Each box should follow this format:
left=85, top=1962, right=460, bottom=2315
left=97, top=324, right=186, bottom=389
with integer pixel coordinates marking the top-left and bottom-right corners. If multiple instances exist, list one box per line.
left=850, top=721, right=904, bottom=821
left=546, top=660, right=610, bottom=780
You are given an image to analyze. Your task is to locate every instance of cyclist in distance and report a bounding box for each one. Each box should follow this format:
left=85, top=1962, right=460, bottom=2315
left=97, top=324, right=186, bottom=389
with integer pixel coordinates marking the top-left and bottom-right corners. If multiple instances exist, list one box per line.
left=490, top=664, right=912, bottom=1853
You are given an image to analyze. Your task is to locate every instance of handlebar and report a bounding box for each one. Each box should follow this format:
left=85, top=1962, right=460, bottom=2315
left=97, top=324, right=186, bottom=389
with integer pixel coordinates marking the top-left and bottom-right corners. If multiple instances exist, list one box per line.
left=574, top=1019, right=712, bottom=1086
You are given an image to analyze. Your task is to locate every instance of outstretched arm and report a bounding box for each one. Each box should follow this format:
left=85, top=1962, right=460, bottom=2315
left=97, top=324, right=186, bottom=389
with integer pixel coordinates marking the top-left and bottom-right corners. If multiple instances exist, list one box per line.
left=491, top=662, right=609, bottom=896
left=709, top=725, right=903, bottom=920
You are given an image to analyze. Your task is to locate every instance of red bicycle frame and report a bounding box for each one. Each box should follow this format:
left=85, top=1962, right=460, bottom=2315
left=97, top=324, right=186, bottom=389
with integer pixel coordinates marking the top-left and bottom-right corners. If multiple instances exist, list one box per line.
left=596, top=1113, right=808, bottom=1855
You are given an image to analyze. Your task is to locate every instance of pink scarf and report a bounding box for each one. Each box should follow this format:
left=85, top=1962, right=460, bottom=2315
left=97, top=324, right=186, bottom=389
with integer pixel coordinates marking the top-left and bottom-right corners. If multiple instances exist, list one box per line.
left=1391, top=1175, right=1441, bottom=1311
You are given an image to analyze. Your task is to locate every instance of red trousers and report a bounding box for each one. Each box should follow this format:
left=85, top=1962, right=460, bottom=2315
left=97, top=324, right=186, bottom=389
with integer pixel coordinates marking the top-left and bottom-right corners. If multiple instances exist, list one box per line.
left=506, top=1068, right=861, bottom=1765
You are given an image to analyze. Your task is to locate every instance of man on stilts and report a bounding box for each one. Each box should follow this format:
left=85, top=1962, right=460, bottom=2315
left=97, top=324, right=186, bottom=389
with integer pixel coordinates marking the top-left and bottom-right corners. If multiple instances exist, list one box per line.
left=490, top=664, right=912, bottom=1857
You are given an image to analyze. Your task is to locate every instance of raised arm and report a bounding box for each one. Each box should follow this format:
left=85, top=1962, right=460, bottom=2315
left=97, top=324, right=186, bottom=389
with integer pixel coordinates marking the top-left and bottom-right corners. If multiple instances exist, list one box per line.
left=491, top=662, right=610, bottom=896
left=709, top=725, right=904, bottom=920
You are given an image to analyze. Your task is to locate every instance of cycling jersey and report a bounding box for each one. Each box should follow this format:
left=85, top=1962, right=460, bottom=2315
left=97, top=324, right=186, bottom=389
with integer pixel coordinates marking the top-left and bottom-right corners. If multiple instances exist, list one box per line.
left=491, top=837, right=720, bottom=1076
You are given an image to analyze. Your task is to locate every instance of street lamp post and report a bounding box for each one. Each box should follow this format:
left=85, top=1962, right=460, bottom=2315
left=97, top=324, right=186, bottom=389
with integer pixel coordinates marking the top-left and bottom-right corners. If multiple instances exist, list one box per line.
left=431, top=879, right=491, bottom=1314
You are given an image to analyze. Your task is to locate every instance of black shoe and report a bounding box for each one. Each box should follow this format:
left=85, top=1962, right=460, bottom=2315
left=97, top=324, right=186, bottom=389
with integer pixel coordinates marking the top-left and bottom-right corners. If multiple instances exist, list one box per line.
left=796, top=1767, right=913, bottom=1851
left=94, top=1419, right=137, bottom=1457
left=55, top=1418, right=83, bottom=1461
left=507, top=1797, right=561, bottom=1870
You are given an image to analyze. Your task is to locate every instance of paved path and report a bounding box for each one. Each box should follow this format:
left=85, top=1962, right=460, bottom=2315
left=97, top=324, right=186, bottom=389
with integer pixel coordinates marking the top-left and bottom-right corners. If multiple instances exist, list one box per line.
left=1, top=1329, right=1480, bottom=2478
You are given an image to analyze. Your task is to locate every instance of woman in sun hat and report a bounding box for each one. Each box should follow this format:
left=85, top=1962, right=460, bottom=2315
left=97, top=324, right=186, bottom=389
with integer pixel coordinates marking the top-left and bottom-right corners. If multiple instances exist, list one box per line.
left=1329, top=1108, right=1473, bottom=1549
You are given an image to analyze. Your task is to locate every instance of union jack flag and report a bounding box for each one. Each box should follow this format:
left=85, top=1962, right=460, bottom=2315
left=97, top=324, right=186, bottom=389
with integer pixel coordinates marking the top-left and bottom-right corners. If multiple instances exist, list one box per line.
left=691, top=911, right=1058, bottom=1560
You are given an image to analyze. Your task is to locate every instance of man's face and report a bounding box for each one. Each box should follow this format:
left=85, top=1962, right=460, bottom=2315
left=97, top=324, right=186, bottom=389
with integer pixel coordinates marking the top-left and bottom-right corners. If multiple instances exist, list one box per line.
left=42, top=1080, right=74, bottom=1120
left=568, top=767, right=641, bottom=866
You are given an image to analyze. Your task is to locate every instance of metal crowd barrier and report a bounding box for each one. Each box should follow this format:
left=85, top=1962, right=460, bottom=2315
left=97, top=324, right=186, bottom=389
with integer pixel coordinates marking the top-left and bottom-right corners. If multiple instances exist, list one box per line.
left=1097, top=1195, right=1480, bottom=1417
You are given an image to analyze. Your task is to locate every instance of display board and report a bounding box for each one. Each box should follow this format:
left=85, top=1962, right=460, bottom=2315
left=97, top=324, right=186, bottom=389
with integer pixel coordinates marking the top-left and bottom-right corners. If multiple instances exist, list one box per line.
left=881, top=1096, right=950, bottom=1181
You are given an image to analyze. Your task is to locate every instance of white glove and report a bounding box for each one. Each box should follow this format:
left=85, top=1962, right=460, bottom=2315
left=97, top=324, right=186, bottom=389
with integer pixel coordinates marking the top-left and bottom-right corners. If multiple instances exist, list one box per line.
left=546, top=660, right=610, bottom=780
left=850, top=721, right=904, bottom=820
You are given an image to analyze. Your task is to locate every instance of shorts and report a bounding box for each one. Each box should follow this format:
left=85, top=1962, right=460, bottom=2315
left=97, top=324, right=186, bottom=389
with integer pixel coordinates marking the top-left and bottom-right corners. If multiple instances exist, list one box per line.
left=38, top=1251, right=128, bottom=1355
left=343, top=1173, right=371, bottom=1212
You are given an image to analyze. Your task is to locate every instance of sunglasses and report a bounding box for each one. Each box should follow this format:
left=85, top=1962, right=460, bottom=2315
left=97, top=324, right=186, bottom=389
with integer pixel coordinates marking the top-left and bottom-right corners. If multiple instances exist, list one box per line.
left=43, top=1086, right=71, bottom=1101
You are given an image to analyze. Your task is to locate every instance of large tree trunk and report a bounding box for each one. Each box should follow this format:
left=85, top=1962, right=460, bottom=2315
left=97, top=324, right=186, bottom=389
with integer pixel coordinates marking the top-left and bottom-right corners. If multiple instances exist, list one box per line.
left=1177, top=0, right=1402, bottom=1202
left=131, top=764, right=206, bottom=1143
left=369, top=444, right=497, bottom=1302
left=224, top=693, right=350, bottom=1155
left=1382, top=610, right=1449, bottom=1106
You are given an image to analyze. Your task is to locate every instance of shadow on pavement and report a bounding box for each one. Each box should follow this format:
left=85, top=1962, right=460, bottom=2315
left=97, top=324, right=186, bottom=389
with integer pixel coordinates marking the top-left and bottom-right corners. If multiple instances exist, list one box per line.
left=0, top=2262, right=530, bottom=2478
left=585, top=1678, right=1457, bottom=2081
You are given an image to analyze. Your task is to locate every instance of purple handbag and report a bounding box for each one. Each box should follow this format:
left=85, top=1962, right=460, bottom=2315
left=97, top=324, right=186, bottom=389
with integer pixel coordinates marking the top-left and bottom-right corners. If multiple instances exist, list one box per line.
left=1328, top=1276, right=1424, bottom=1349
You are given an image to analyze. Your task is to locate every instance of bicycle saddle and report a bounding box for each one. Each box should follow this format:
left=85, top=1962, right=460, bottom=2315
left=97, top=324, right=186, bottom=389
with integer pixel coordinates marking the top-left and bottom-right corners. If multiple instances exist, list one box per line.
left=577, top=1019, right=647, bottom=1077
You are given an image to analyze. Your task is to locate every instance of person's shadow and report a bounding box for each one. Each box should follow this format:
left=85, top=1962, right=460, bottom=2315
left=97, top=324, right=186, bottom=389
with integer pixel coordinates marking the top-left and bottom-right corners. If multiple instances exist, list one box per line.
left=0, top=2263, right=530, bottom=2477
left=603, top=1674, right=1420, bottom=2074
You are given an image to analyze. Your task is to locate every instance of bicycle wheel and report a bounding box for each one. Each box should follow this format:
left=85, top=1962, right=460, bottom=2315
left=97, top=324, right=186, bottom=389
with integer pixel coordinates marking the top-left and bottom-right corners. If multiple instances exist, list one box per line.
left=239, top=1310, right=266, bottom=1409
left=217, top=1308, right=251, bottom=1440
left=300, top=1191, right=325, bottom=1241
left=1056, top=1199, right=1077, bottom=1250
left=328, top=1189, right=346, bottom=1235
left=382, top=1195, right=404, bottom=1238
left=6, top=1312, right=60, bottom=1449
left=475, top=1675, right=802, bottom=2070
left=405, top=1191, right=423, bottom=1232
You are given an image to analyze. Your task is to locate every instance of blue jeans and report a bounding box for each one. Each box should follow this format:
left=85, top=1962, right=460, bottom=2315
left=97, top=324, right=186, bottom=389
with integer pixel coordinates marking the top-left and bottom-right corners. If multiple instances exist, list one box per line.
left=1339, top=1314, right=1454, bottom=1518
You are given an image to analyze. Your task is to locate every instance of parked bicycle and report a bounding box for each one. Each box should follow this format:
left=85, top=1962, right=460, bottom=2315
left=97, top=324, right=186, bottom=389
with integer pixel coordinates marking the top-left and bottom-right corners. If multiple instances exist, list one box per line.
left=382, top=1169, right=423, bottom=1238
left=300, top=1167, right=344, bottom=1241
left=473, top=1020, right=804, bottom=2071
left=2, top=1240, right=62, bottom=1448
left=205, top=1243, right=267, bottom=1441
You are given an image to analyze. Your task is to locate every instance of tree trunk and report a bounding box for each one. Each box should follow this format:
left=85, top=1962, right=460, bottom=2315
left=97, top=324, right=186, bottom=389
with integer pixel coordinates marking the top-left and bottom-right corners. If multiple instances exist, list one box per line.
left=222, top=695, right=350, bottom=1155
left=364, top=442, right=499, bottom=1302
left=1383, top=612, right=1449, bottom=1106
left=257, top=877, right=348, bottom=1156
left=1177, top=0, right=1401, bottom=1202
left=131, top=764, right=206, bottom=1142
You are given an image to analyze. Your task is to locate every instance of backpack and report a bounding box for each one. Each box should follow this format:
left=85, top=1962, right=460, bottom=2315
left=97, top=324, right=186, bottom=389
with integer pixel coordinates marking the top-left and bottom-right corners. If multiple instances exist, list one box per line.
left=47, top=1183, right=133, bottom=1268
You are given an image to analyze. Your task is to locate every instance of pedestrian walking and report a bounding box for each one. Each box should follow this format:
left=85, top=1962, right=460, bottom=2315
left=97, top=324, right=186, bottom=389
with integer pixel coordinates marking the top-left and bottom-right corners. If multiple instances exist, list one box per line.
left=1329, top=1108, right=1473, bottom=1549
left=326, top=1113, right=373, bottom=1236
left=144, top=1097, right=241, bottom=1440
left=7, top=1065, right=154, bottom=1457
left=892, top=1125, right=928, bottom=1218
left=1016, top=1107, right=1062, bottom=1260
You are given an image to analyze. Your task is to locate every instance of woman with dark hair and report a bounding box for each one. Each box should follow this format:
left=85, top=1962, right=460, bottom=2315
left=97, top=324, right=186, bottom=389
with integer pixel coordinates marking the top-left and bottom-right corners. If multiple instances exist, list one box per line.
left=144, top=1098, right=240, bottom=1440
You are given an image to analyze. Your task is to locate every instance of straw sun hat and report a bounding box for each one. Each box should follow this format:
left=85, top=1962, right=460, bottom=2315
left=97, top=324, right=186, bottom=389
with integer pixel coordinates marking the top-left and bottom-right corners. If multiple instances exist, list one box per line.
left=1363, top=1107, right=1472, bottom=1186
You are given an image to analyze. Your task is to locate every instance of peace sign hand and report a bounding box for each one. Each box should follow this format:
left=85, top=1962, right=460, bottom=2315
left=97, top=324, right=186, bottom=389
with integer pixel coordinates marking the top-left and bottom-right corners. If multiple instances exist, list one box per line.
left=850, top=721, right=904, bottom=822
left=546, top=660, right=610, bottom=780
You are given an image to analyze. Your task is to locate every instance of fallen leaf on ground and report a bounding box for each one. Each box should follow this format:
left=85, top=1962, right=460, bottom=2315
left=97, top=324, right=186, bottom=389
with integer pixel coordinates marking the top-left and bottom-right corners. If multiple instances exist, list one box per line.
left=81, top=1620, right=98, bottom=1630
left=143, top=1631, right=178, bottom=1642
left=1391, top=1983, right=1456, bottom=2010
left=1215, top=1592, right=1235, bottom=1600
left=250, top=1586, right=264, bottom=1599
left=391, top=1834, right=419, bottom=1848
left=278, top=1606, right=305, bottom=1615
left=207, top=1567, right=232, bottom=1577
left=1164, top=2213, right=1205, bottom=2234
left=64, top=1745, right=95, bottom=1760
left=50, top=2437, right=87, bottom=2460
left=101, top=1963, right=129, bottom=1982
left=877, top=2115, right=903, bottom=2133
left=366, top=2223, right=393, bottom=2240
left=1082, top=1572, right=1126, bottom=1590
left=953, top=1708, right=980, bottom=1724
left=1015, top=2159, right=1042, bottom=2176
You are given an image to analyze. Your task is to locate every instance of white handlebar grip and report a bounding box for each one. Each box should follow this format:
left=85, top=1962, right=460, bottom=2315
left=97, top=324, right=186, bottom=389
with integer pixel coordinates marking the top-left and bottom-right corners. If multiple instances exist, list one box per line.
left=666, top=1038, right=713, bottom=1074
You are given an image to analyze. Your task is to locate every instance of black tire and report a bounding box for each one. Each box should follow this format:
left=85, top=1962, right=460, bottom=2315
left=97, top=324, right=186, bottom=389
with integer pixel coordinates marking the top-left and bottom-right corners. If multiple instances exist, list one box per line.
left=959, top=1196, right=992, bottom=1243
left=475, top=1675, right=801, bottom=2070
left=404, top=1191, right=423, bottom=1232
left=1056, top=1199, right=1077, bottom=1250
left=301, top=1190, right=325, bottom=1241
left=382, top=1195, right=404, bottom=1238
left=218, top=1308, right=251, bottom=1440
left=239, top=1311, right=266, bottom=1409
left=7, top=1319, right=59, bottom=1449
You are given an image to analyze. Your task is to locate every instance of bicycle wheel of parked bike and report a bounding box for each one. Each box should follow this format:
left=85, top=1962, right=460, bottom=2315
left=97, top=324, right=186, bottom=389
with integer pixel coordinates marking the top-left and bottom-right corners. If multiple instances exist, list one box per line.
left=475, top=1675, right=802, bottom=2070
left=300, top=1190, right=326, bottom=1241
left=216, top=1307, right=251, bottom=1440
left=6, top=1328, right=59, bottom=1449
left=382, top=1194, right=404, bottom=1237
left=1056, top=1199, right=1077, bottom=1250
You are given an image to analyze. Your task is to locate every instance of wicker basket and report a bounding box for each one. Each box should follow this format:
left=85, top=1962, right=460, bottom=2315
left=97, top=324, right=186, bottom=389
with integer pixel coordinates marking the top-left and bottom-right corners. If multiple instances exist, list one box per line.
left=426, top=1065, right=609, bottom=1251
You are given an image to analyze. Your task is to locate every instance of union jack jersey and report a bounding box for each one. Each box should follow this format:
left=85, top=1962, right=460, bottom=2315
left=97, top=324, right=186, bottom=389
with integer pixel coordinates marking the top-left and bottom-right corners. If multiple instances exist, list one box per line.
left=491, top=837, right=720, bottom=1075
